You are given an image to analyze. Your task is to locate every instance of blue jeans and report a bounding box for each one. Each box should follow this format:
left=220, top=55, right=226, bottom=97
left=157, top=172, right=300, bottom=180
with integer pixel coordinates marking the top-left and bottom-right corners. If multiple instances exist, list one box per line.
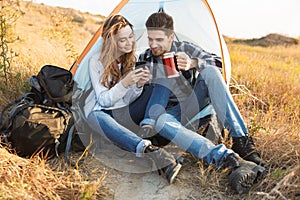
left=167, top=66, right=248, bottom=137
left=140, top=79, right=170, bottom=127
left=154, top=66, right=248, bottom=167
left=155, top=113, right=233, bottom=167
left=197, top=66, right=248, bottom=137
left=87, top=110, right=150, bottom=156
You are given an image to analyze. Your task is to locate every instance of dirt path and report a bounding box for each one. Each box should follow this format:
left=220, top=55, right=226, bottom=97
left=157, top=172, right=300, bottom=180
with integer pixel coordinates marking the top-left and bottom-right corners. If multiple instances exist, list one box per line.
left=83, top=143, right=243, bottom=200
left=93, top=155, right=199, bottom=200
left=103, top=168, right=195, bottom=200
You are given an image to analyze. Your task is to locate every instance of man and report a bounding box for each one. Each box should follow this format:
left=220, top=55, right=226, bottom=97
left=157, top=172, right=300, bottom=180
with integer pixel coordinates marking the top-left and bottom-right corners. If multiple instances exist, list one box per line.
left=137, top=12, right=266, bottom=193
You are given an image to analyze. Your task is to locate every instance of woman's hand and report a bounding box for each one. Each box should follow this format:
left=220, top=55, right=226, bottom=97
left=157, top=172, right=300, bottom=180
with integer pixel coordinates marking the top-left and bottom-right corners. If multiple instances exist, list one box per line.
left=136, top=67, right=150, bottom=88
left=121, top=67, right=150, bottom=88
left=121, top=70, right=141, bottom=88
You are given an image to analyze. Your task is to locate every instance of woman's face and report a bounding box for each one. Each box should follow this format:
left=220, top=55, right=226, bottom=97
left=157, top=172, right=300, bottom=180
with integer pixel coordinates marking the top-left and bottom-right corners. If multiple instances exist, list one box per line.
left=116, top=25, right=135, bottom=54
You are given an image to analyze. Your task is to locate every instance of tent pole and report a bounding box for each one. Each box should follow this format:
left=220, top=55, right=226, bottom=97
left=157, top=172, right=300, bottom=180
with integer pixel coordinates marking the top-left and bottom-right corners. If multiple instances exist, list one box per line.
left=202, top=0, right=227, bottom=83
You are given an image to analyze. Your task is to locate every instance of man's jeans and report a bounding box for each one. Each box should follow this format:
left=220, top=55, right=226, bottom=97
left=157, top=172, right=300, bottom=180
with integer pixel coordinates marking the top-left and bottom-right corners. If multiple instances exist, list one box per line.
left=140, top=79, right=170, bottom=127
left=198, top=66, right=248, bottom=137
left=154, top=66, right=248, bottom=166
left=163, top=66, right=248, bottom=137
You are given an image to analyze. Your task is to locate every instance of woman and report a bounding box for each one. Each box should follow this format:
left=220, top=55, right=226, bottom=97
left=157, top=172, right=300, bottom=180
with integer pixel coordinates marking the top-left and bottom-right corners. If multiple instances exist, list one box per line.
left=86, top=15, right=181, bottom=184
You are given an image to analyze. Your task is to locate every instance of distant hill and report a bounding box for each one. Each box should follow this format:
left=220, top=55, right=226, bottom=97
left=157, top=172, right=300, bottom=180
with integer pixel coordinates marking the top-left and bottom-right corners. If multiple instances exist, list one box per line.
left=232, top=33, right=299, bottom=47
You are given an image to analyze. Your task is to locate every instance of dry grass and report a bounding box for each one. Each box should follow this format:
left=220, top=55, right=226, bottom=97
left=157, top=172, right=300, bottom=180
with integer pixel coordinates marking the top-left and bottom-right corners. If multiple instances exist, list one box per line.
left=0, top=1, right=107, bottom=199
left=183, top=42, right=300, bottom=200
left=0, top=147, right=107, bottom=200
left=0, top=0, right=103, bottom=101
left=225, top=42, right=300, bottom=199
left=0, top=1, right=299, bottom=199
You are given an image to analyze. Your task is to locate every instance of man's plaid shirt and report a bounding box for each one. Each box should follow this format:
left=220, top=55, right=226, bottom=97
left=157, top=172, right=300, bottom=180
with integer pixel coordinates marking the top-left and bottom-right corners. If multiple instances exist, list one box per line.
left=138, top=40, right=222, bottom=76
left=138, top=40, right=222, bottom=101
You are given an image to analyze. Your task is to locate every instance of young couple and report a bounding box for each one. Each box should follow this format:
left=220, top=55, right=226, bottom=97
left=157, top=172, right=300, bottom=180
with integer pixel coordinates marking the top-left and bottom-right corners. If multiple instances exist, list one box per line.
left=86, top=13, right=266, bottom=193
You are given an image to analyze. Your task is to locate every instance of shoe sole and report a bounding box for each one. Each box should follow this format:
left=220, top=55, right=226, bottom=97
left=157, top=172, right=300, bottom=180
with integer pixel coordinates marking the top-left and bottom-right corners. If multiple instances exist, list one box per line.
left=229, top=168, right=257, bottom=194
left=229, top=164, right=266, bottom=194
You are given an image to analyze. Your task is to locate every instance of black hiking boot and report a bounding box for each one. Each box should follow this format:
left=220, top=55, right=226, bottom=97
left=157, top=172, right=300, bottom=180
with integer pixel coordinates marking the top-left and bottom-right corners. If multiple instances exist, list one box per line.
left=144, top=145, right=182, bottom=184
left=232, top=136, right=266, bottom=166
left=222, top=153, right=266, bottom=194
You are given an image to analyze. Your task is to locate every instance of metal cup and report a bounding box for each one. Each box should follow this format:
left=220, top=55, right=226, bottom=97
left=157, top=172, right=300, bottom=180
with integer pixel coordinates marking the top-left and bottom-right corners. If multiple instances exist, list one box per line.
left=163, top=52, right=179, bottom=78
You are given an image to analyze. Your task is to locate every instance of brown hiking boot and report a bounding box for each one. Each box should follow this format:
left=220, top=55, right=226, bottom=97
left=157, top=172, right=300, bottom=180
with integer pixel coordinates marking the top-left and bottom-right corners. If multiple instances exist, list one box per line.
left=232, top=136, right=267, bottom=166
left=222, top=153, right=266, bottom=194
left=144, top=145, right=182, bottom=184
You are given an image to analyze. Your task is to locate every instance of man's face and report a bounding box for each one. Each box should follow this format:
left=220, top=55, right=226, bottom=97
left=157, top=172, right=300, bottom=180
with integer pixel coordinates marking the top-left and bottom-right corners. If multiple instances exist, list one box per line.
left=147, top=30, right=174, bottom=57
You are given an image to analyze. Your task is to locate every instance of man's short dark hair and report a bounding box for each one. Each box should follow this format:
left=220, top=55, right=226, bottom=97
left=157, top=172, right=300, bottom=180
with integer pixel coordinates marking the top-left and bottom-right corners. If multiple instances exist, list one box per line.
left=145, top=12, right=174, bottom=36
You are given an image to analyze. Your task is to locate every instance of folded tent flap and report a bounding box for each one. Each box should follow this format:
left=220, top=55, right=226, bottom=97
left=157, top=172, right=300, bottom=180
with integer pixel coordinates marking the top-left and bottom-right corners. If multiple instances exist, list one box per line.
left=70, top=0, right=231, bottom=85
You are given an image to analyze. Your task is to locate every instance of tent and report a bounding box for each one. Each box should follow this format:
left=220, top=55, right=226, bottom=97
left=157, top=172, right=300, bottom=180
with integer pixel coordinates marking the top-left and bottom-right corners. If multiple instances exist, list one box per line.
left=70, top=0, right=232, bottom=171
left=70, top=0, right=231, bottom=85
left=71, top=0, right=232, bottom=145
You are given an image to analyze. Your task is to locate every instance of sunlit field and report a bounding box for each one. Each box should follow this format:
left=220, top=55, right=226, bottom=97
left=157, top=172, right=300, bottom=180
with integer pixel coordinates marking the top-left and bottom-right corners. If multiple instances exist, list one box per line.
left=0, top=1, right=299, bottom=199
left=227, top=42, right=300, bottom=199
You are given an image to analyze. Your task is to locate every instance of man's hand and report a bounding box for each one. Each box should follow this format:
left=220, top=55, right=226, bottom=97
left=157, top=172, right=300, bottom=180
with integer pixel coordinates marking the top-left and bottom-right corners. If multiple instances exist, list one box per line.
left=175, top=52, right=198, bottom=70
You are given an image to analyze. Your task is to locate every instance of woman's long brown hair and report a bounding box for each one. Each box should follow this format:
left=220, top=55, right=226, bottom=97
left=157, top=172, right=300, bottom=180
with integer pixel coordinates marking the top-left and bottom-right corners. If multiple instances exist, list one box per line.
left=100, top=15, right=136, bottom=88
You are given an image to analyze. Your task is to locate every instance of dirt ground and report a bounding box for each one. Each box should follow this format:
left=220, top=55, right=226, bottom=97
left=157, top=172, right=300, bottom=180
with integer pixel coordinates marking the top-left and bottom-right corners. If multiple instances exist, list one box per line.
left=80, top=141, right=253, bottom=200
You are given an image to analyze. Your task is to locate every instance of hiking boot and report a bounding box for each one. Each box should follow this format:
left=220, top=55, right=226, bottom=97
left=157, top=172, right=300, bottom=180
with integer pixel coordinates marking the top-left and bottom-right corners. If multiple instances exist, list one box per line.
left=232, top=136, right=266, bottom=166
left=222, top=153, right=266, bottom=194
left=144, top=145, right=182, bottom=184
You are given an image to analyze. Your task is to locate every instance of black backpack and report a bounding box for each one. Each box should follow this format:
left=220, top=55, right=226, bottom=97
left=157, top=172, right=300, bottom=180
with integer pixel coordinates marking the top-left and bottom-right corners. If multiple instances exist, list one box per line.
left=0, top=65, right=84, bottom=163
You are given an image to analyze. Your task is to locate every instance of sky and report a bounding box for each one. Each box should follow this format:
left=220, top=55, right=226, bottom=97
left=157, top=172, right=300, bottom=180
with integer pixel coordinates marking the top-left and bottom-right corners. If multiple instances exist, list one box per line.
left=33, top=0, right=300, bottom=39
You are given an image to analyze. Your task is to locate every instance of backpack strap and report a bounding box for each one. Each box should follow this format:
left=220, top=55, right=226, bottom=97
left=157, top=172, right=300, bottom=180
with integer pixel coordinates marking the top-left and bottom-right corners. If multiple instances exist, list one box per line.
left=0, top=92, right=35, bottom=131
left=63, top=124, right=85, bottom=166
left=64, top=124, right=75, bottom=165
left=0, top=92, right=35, bottom=145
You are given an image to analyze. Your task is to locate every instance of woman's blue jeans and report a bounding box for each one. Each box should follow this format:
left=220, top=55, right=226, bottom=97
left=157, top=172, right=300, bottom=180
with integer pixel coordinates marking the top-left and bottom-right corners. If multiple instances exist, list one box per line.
left=86, top=85, right=156, bottom=155
left=88, top=110, right=145, bottom=154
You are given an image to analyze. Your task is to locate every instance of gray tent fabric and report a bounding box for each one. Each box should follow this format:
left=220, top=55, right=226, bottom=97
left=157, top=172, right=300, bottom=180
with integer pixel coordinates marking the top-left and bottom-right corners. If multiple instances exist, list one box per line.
left=72, top=0, right=231, bottom=84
